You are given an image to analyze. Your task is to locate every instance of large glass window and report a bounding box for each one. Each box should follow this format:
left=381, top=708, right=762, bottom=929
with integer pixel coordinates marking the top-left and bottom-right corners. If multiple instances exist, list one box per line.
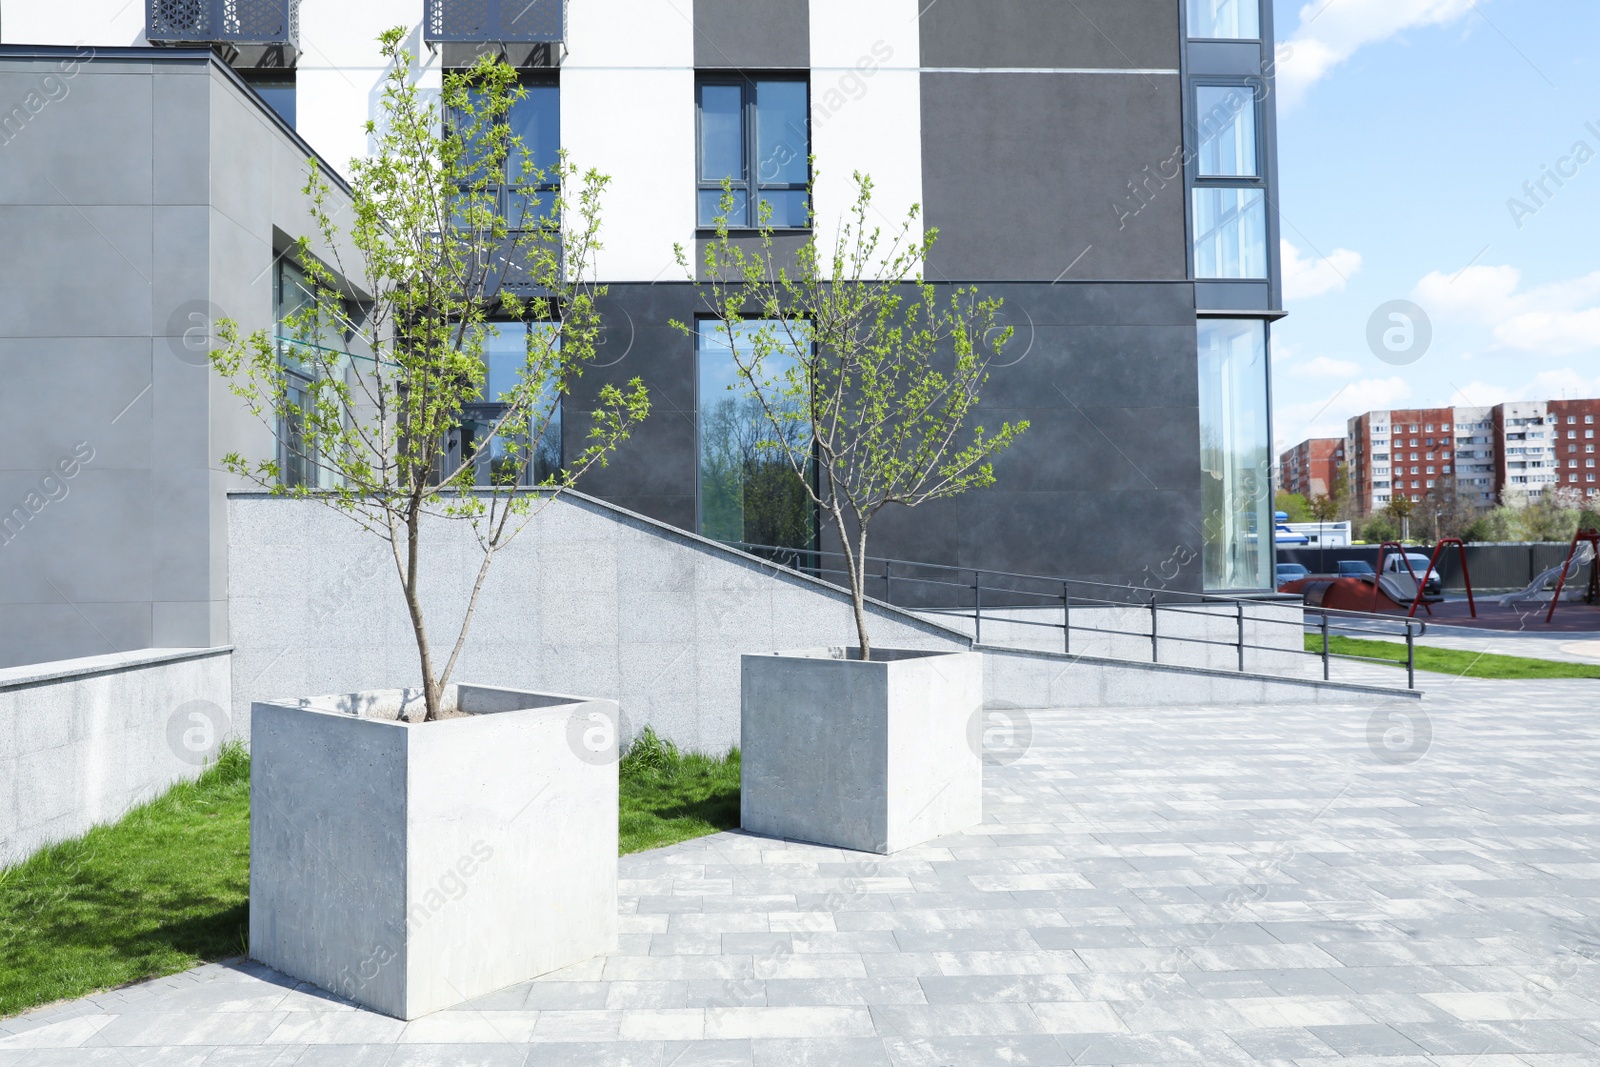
left=1193, top=188, right=1267, bottom=278
left=1194, top=85, right=1258, bottom=178
left=696, top=320, right=814, bottom=553
left=449, top=322, right=563, bottom=487
left=696, top=77, right=810, bottom=229
left=1188, top=0, right=1260, bottom=39
left=242, top=71, right=296, bottom=128
left=1198, top=318, right=1272, bottom=591
left=452, top=78, right=560, bottom=230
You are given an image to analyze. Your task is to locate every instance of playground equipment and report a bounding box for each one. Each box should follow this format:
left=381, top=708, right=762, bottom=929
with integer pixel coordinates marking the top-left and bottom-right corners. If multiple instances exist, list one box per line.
left=1370, top=540, right=1476, bottom=620
left=1545, top=528, right=1600, bottom=624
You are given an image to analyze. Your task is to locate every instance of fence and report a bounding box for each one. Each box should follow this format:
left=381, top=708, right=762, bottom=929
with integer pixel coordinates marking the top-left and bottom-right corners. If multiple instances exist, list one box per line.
left=730, top=545, right=1426, bottom=690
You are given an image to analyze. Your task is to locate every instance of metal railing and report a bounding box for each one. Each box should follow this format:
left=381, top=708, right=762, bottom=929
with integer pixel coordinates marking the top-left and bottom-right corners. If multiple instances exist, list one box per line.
left=729, top=543, right=1426, bottom=690
left=147, top=0, right=298, bottom=47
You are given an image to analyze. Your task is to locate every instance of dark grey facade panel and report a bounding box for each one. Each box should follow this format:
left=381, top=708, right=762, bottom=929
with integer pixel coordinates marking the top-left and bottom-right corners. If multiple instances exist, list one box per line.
left=574, top=282, right=1202, bottom=589
left=920, top=72, right=1187, bottom=282
left=693, top=0, right=809, bottom=69
left=1186, top=40, right=1269, bottom=76
left=919, top=0, right=1181, bottom=71
left=1194, top=280, right=1273, bottom=312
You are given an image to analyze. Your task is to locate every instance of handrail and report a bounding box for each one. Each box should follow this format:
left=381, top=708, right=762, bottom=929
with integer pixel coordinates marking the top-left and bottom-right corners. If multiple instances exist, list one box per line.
left=729, top=541, right=1425, bottom=690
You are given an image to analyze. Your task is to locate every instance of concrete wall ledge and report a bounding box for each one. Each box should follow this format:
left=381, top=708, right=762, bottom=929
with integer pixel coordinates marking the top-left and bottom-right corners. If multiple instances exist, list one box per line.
left=0, top=647, right=233, bottom=694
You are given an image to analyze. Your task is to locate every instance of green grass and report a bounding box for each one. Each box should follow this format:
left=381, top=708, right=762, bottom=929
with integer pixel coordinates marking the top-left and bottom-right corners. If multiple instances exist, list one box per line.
left=0, top=730, right=740, bottom=1019
left=1308, top=634, right=1600, bottom=679
left=618, top=729, right=742, bottom=855
left=0, top=743, right=252, bottom=1018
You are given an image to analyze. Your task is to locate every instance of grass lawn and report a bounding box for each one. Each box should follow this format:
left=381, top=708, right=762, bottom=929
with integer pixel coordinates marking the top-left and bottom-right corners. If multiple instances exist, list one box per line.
left=1308, top=634, right=1600, bottom=679
left=619, top=730, right=741, bottom=855
left=0, top=730, right=740, bottom=1019
left=0, top=744, right=252, bottom=1019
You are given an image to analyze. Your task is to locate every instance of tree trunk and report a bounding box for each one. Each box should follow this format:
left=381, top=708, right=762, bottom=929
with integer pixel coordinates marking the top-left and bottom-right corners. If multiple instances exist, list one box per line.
left=852, top=520, right=872, bottom=662
left=402, top=508, right=441, bottom=722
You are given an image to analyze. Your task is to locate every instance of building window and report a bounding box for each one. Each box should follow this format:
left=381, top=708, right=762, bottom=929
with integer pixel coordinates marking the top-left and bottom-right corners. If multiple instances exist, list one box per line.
left=240, top=70, right=296, bottom=129
left=696, top=320, right=815, bottom=554
left=452, top=77, right=561, bottom=231
left=274, top=258, right=334, bottom=489
left=1188, top=0, right=1260, bottom=39
left=1193, top=188, right=1267, bottom=278
left=697, top=76, right=810, bottom=229
left=1194, top=84, right=1259, bottom=178
left=1197, top=319, right=1271, bottom=591
left=443, top=322, right=563, bottom=488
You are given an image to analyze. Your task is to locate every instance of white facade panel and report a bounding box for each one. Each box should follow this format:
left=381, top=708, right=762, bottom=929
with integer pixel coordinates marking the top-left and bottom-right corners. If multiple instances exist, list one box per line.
left=2, top=2, right=145, bottom=46
left=295, top=7, right=439, bottom=180
left=562, top=0, right=695, bottom=282
left=808, top=0, right=923, bottom=277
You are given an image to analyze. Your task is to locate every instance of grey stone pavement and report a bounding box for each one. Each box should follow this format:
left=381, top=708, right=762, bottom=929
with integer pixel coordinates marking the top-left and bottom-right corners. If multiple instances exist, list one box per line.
left=6, top=678, right=1600, bottom=1066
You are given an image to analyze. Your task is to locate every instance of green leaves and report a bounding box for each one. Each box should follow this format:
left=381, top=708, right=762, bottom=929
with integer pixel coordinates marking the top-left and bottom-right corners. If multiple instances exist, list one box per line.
left=207, top=30, right=648, bottom=717
left=680, top=168, right=1028, bottom=657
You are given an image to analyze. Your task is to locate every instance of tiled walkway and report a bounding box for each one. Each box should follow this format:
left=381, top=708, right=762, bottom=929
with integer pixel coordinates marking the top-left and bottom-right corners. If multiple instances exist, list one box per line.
left=5, top=678, right=1600, bottom=1065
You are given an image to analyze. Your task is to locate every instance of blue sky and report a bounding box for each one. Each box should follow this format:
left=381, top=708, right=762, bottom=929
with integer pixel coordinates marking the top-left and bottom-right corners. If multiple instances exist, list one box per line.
left=1270, top=0, right=1600, bottom=454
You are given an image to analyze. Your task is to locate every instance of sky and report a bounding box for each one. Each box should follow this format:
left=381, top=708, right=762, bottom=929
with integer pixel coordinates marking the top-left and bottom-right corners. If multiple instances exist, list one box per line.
left=1269, top=0, right=1600, bottom=455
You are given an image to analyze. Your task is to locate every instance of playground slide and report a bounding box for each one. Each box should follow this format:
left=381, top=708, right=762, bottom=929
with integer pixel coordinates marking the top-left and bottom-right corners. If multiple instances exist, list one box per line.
left=1499, top=541, right=1597, bottom=607
left=1376, top=573, right=1422, bottom=606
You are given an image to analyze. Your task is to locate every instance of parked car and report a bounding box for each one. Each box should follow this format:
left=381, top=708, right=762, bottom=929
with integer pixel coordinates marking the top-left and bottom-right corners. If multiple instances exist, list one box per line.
left=1384, top=553, right=1443, bottom=599
left=1336, top=560, right=1376, bottom=579
left=1276, top=563, right=1309, bottom=588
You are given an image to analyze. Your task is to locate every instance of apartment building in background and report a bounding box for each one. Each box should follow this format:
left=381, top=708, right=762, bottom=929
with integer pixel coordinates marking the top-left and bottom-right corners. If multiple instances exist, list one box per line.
left=1332, top=399, right=1599, bottom=517
left=1278, top=437, right=1343, bottom=498
left=0, top=0, right=1285, bottom=669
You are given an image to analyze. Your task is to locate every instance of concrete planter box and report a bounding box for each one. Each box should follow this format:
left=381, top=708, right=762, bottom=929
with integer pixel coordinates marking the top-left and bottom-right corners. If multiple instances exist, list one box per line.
left=740, top=648, right=984, bottom=854
left=249, top=684, right=618, bottom=1020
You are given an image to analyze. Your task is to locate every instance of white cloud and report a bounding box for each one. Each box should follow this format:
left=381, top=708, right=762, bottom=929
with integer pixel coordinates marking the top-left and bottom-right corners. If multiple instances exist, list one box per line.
left=1275, top=376, right=1414, bottom=448
left=1290, top=356, right=1360, bottom=378
left=1276, top=0, right=1477, bottom=109
left=1281, top=240, right=1362, bottom=301
left=1412, top=265, right=1600, bottom=355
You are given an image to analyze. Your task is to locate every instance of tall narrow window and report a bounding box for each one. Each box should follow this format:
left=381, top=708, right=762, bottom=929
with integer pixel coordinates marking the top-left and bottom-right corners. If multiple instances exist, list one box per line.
left=696, top=76, right=810, bottom=229
left=1198, top=318, right=1272, bottom=591
left=453, top=78, right=560, bottom=230
left=446, top=322, right=563, bottom=487
left=696, top=320, right=814, bottom=555
left=1191, top=78, right=1266, bottom=279
left=1188, top=0, right=1260, bottom=39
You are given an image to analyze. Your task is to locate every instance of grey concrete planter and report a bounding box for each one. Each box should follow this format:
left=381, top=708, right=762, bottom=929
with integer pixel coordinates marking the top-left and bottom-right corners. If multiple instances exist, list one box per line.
left=740, top=648, right=984, bottom=854
left=249, top=684, right=619, bottom=1020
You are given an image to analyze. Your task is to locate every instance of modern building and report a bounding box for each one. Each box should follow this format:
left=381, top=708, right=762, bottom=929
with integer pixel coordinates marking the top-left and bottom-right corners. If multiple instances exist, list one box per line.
left=0, top=0, right=1285, bottom=670
left=1343, top=400, right=1598, bottom=517
left=1278, top=437, right=1343, bottom=499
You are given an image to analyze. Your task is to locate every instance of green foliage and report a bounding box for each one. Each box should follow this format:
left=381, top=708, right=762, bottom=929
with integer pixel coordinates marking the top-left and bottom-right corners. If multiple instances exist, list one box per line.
left=1359, top=514, right=1400, bottom=544
left=619, top=734, right=741, bottom=855
left=1308, top=635, right=1600, bottom=679
left=1275, top=490, right=1311, bottom=523
left=675, top=172, right=1028, bottom=657
left=0, top=744, right=251, bottom=1018
left=210, top=30, right=649, bottom=718
left=1308, top=495, right=1340, bottom=523
left=1460, top=506, right=1518, bottom=543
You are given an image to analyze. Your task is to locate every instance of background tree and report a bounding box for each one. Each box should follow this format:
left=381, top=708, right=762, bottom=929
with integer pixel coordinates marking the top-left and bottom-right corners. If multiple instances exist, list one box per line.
left=212, top=31, right=649, bottom=720
left=679, top=173, right=1028, bottom=660
left=1423, top=478, right=1477, bottom=540
left=1461, top=505, right=1518, bottom=543
left=1382, top=496, right=1416, bottom=541
left=1521, top=488, right=1586, bottom=542
left=1274, top=490, right=1311, bottom=523
left=1360, top=514, right=1400, bottom=544
left=1308, top=494, right=1340, bottom=522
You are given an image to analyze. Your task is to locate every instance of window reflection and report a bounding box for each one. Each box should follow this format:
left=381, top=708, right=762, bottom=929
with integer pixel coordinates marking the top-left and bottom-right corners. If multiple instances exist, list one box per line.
left=1198, top=319, right=1272, bottom=591
left=696, top=320, right=814, bottom=555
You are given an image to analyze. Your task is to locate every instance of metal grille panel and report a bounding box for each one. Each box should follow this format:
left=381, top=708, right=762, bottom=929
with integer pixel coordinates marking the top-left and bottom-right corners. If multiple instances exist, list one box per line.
left=426, top=0, right=566, bottom=43
left=148, top=0, right=297, bottom=45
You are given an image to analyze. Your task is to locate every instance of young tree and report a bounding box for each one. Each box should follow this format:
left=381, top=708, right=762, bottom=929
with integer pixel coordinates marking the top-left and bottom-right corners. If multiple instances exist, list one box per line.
left=212, top=31, right=649, bottom=721
left=1384, top=495, right=1416, bottom=541
left=1307, top=494, right=1339, bottom=523
left=678, top=173, right=1029, bottom=660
